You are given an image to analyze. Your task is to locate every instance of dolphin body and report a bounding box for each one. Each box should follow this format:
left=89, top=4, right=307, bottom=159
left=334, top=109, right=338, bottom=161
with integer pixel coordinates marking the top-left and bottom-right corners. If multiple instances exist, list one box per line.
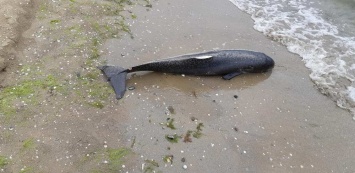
left=99, top=50, right=275, bottom=99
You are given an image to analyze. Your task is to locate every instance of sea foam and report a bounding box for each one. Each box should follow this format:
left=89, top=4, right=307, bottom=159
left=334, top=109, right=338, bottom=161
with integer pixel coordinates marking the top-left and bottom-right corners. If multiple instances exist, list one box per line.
left=230, top=0, right=355, bottom=116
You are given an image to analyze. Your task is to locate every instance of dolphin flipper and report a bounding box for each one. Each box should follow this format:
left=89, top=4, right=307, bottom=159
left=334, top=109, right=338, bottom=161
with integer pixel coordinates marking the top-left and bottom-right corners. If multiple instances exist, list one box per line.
left=222, top=71, right=243, bottom=80
left=98, top=65, right=128, bottom=99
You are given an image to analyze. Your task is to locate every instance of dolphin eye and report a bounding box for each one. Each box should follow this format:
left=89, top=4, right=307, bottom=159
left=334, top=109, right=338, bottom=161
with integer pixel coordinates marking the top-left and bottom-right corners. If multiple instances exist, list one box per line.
left=245, top=66, right=254, bottom=71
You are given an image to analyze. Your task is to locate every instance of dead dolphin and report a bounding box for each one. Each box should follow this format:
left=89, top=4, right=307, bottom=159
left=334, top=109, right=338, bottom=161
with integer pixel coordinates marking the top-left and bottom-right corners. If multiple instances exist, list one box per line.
left=98, top=50, right=275, bottom=99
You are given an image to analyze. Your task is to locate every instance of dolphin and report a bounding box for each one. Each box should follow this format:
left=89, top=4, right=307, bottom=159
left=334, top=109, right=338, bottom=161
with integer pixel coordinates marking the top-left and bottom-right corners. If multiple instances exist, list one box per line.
left=98, top=50, right=275, bottom=99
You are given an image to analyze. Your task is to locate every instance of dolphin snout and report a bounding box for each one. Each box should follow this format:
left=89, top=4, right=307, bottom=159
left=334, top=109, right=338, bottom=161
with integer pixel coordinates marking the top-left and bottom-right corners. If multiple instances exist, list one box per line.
left=264, top=55, right=275, bottom=70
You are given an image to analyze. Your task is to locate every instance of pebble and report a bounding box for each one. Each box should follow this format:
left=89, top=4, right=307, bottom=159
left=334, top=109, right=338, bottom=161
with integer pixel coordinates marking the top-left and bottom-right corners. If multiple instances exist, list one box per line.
left=183, top=165, right=187, bottom=169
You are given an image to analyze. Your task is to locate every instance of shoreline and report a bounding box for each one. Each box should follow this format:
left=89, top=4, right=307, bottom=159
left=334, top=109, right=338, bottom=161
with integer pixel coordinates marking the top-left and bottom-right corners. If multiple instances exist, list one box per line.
left=0, top=0, right=354, bottom=172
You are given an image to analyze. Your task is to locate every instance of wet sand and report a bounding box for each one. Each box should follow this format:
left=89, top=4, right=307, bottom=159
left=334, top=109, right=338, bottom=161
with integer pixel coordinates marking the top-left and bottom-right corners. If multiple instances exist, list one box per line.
left=102, top=0, right=355, bottom=172
left=1, top=0, right=355, bottom=172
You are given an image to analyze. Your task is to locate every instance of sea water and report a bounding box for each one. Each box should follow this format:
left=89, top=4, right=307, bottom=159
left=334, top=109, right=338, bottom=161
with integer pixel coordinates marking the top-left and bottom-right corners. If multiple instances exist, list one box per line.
left=229, top=0, right=355, bottom=116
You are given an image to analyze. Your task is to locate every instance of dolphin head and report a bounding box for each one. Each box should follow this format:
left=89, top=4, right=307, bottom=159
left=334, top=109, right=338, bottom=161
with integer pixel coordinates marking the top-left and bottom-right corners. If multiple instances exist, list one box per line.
left=242, top=53, right=275, bottom=73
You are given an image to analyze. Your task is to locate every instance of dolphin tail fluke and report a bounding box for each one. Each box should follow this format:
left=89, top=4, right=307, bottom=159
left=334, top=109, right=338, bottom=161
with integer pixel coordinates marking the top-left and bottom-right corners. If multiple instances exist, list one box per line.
left=98, top=65, right=128, bottom=99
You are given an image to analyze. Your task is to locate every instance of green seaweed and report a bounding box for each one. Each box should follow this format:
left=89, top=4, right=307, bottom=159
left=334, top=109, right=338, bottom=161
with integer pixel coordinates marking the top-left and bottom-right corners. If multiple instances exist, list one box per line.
left=162, top=155, right=173, bottom=164
left=196, top=123, right=204, bottom=131
left=0, top=156, right=8, bottom=169
left=83, top=72, right=99, bottom=81
left=166, top=118, right=176, bottom=130
left=165, top=134, right=180, bottom=143
left=119, top=20, right=131, bottom=33
left=0, top=75, right=62, bottom=118
left=22, top=138, right=35, bottom=150
left=192, top=123, right=204, bottom=139
left=183, top=123, right=204, bottom=141
left=90, top=48, right=100, bottom=60
left=79, top=79, right=112, bottom=109
left=2, top=81, right=37, bottom=97
left=192, top=131, right=203, bottom=139
left=50, top=19, right=61, bottom=25
left=78, top=147, right=132, bottom=173
left=0, top=97, right=15, bottom=117
left=107, top=148, right=130, bottom=171
left=88, top=101, right=104, bottom=109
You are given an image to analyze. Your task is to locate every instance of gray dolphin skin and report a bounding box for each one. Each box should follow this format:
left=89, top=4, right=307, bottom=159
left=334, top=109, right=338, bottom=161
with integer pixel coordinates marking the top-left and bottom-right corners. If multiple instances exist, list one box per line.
left=98, top=50, right=275, bottom=99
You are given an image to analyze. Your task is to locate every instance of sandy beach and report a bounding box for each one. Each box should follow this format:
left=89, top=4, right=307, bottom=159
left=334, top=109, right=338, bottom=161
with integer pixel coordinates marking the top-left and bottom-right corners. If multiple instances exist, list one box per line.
left=1, top=0, right=355, bottom=172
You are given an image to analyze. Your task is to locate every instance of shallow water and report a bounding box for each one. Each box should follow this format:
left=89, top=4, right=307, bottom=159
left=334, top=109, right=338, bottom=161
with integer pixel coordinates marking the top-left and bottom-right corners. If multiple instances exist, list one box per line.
left=229, top=0, right=355, bottom=116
